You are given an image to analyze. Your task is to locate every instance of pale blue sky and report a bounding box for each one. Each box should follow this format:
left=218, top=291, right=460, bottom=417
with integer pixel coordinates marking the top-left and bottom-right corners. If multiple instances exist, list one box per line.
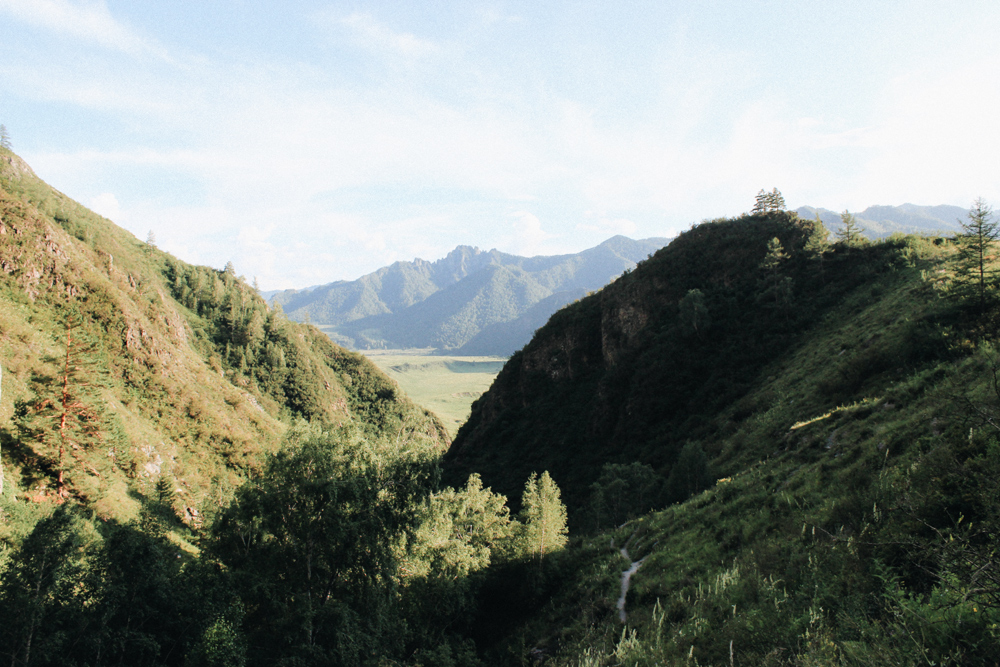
left=1, top=1, right=998, bottom=289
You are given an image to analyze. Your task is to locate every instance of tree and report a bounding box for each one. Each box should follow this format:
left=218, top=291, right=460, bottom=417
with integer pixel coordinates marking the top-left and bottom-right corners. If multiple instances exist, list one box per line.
left=678, top=288, right=710, bottom=337
left=835, top=210, right=864, bottom=249
left=0, top=124, right=11, bottom=150
left=758, top=237, right=794, bottom=309
left=517, top=471, right=568, bottom=565
left=954, top=198, right=999, bottom=313
left=208, top=428, right=435, bottom=665
left=665, top=442, right=712, bottom=503
left=145, top=230, right=157, bottom=249
left=767, top=187, right=786, bottom=211
left=752, top=188, right=786, bottom=214
left=15, top=315, right=105, bottom=498
left=0, top=507, right=84, bottom=667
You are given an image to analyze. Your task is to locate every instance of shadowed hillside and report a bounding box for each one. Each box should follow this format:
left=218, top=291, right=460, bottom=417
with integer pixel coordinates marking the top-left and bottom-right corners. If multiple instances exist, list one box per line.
left=441, top=209, right=1000, bottom=665
left=444, top=212, right=955, bottom=515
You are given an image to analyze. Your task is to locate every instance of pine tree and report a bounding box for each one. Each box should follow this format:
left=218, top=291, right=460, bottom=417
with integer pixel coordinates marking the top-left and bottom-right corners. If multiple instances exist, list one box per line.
left=0, top=124, right=11, bottom=150
left=835, top=210, right=863, bottom=249
left=15, top=315, right=104, bottom=497
left=954, top=198, right=999, bottom=313
left=758, top=237, right=793, bottom=309
left=766, top=188, right=786, bottom=211
left=518, top=471, right=568, bottom=565
left=752, top=189, right=770, bottom=214
left=751, top=188, right=786, bottom=214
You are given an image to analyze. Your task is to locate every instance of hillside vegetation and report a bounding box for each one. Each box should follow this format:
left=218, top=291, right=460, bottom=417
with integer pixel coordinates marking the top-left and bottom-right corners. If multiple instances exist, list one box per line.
left=271, top=237, right=669, bottom=355
left=2, top=145, right=998, bottom=665
left=0, top=149, right=575, bottom=666
left=0, top=147, right=448, bottom=523
left=444, top=210, right=1000, bottom=664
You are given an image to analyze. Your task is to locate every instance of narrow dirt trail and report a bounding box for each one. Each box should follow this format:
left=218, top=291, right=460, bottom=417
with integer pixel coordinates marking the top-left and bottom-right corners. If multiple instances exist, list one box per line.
left=616, top=545, right=647, bottom=623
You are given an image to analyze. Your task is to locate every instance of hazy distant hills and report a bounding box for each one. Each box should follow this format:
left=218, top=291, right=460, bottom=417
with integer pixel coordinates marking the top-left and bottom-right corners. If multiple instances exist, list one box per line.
left=796, top=203, right=967, bottom=238
left=270, top=236, right=671, bottom=355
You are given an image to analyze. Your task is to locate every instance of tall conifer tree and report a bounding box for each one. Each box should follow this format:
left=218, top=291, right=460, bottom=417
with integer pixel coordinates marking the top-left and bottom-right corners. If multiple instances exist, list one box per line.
left=15, top=314, right=104, bottom=497
left=955, top=198, right=999, bottom=313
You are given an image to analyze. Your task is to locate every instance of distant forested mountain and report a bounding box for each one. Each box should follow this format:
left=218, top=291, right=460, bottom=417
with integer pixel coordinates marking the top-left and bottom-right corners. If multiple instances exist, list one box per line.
left=797, top=202, right=967, bottom=238
left=270, top=236, right=670, bottom=354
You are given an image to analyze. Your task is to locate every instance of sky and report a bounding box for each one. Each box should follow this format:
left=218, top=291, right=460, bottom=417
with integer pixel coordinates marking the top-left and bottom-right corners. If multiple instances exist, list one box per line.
left=1, top=1, right=999, bottom=289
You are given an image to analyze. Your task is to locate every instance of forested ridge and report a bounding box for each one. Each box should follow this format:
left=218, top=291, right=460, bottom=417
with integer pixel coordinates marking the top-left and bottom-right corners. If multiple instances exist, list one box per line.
left=2, top=146, right=999, bottom=665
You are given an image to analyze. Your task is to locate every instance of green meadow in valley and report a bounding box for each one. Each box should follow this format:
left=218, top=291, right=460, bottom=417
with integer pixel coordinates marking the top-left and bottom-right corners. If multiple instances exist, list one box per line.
left=361, top=349, right=506, bottom=438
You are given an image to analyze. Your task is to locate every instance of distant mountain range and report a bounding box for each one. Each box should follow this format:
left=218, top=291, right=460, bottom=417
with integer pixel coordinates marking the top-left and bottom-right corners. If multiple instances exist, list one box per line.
left=268, top=236, right=671, bottom=355
left=796, top=203, right=967, bottom=238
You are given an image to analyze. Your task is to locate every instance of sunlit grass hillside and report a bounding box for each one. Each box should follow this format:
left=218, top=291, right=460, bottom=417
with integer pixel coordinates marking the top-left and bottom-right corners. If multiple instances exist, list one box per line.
left=0, top=147, right=447, bottom=528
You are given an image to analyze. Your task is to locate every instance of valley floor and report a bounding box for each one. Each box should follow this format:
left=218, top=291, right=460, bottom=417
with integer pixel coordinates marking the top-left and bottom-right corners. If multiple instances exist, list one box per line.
left=362, top=349, right=506, bottom=437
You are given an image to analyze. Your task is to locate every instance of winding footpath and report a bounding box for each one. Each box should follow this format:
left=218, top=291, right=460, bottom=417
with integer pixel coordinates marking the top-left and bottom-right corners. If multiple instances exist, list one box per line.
left=616, top=545, right=647, bottom=623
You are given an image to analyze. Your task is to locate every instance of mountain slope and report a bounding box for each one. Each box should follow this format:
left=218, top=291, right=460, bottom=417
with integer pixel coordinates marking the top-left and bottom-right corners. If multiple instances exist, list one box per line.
left=441, top=211, right=1000, bottom=664
left=0, top=148, right=447, bottom=522
left=272, top=236, right=670, bottom=353
left=443, top=212, right=955, bottom=515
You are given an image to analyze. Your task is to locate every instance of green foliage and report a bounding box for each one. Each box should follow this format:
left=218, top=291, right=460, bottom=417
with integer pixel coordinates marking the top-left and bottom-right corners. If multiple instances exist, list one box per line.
left=188, top=607, right=247, bottom=667
left=0, top=507, right=85, bottom=667
left=207, top=425, right=438, bottom=666
left=952, top=198, right=999, bottom=313
left=835, top=209, right=865, bottom=248
left=587, top=463, right=663, bottom=531
left=677, top=289, right=710, bottom=337
left=516, top=472, right=569, bottom=564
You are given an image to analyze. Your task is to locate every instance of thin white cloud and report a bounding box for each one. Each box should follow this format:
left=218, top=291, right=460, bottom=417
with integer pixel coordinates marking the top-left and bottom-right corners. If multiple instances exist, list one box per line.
left=330, top=12, right=440, bottom=58
left=0, top=0, right=163, bottom=57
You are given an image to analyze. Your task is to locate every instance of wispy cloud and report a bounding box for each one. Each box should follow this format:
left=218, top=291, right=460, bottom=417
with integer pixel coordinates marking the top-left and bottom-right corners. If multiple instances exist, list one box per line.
left=0, top=0, right=164, bottom=57
left=324, top=11, right=440, bottom=59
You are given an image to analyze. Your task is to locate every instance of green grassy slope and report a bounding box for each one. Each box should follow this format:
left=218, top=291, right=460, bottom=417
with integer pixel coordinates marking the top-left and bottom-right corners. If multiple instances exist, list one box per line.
left=445, top=213, right=1000, bottom=664
left=0, top=148, right=447, bottom=524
